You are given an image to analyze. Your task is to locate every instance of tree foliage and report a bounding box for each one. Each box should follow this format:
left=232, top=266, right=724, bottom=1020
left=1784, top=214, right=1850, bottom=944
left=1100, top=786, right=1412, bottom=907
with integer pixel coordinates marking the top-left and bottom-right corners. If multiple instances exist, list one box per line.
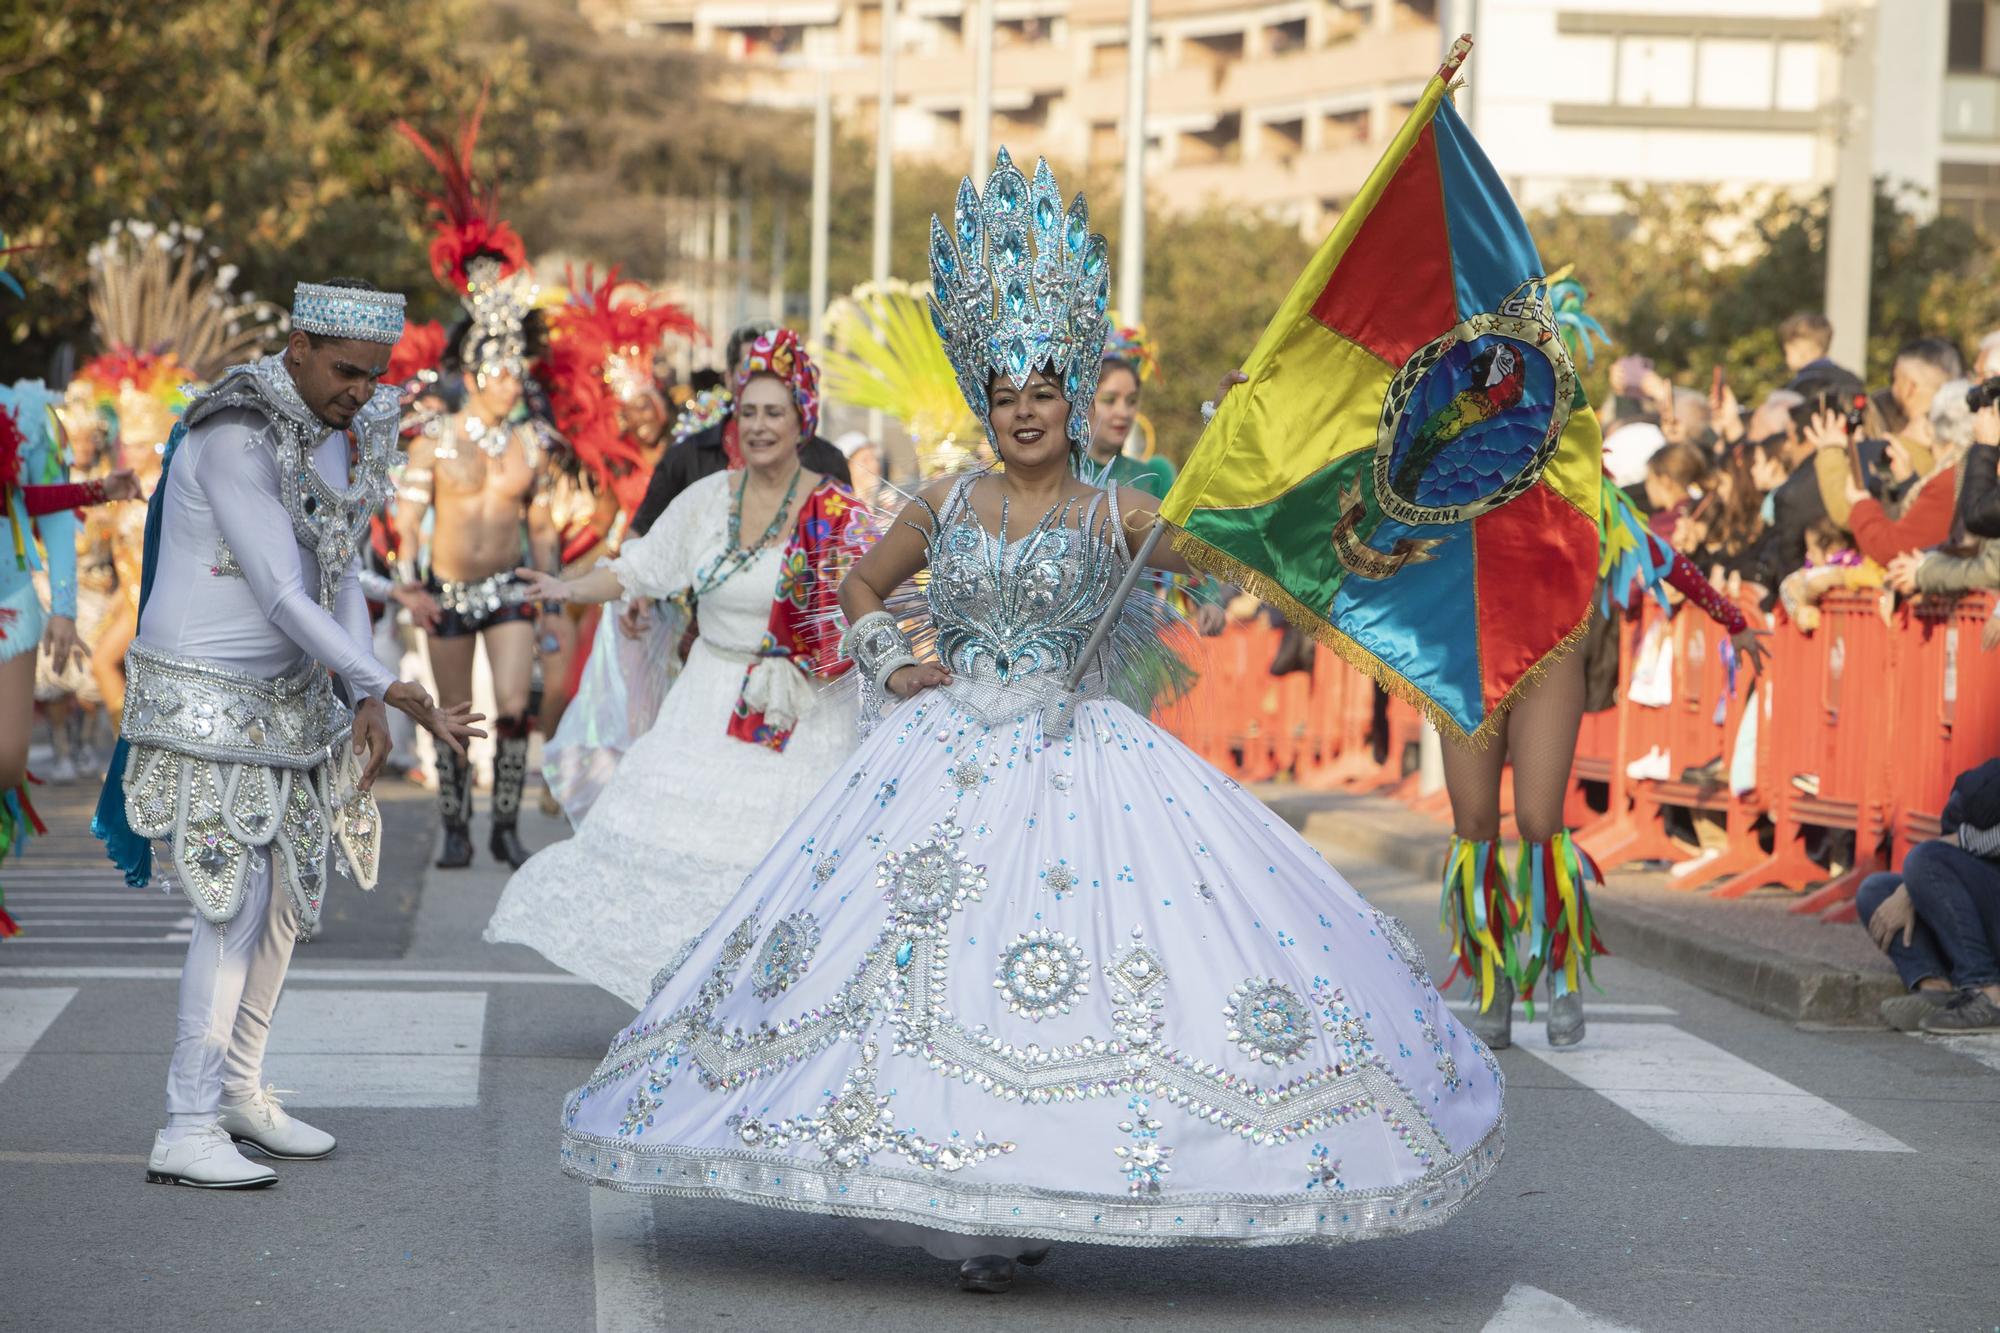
left=1530, top=183, right=2000, bottom=403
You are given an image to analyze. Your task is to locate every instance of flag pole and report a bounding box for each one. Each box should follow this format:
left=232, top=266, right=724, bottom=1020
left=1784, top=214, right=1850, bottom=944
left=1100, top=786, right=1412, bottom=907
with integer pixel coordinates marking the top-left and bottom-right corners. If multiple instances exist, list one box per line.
left=1065, top=516, right=1166, bottom=691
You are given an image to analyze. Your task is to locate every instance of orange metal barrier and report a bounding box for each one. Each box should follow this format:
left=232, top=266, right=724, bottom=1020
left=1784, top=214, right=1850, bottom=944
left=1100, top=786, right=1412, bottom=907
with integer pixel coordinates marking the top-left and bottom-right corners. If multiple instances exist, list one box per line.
left=1158, top=589, right=2000, bottom=923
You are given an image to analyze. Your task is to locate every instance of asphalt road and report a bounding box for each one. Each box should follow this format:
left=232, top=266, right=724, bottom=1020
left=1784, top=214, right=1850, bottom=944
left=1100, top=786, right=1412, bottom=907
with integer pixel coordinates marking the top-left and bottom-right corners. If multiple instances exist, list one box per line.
left=2, top=781, right=1996, bottom=1332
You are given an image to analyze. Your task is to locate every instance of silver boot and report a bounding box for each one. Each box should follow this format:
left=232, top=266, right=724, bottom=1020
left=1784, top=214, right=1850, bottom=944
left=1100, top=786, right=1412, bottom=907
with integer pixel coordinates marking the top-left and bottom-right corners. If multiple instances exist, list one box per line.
left=1546, top=989, right=1586, bottom=1047
left=1468, top=975, right=1514, bottom=1051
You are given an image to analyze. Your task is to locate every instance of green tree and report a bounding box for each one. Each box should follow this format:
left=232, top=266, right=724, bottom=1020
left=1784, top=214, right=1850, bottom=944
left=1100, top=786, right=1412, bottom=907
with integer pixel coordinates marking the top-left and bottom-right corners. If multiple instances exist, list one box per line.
left=1529, top=183, right=2000, bottom=404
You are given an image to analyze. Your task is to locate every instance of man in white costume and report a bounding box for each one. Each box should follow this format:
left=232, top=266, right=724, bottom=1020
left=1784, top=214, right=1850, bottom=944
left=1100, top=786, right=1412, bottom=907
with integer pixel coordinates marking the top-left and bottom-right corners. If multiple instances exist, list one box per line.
left=95, top=279, right=482, bottom=1189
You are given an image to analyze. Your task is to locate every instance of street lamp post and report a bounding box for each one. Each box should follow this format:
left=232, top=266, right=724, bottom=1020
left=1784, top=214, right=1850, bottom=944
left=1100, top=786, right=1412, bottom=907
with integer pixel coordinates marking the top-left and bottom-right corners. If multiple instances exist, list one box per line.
left=810, top=65, right=832, bottom=342
left=1824, top=2, right=1876, bottom=372
left=1119, top=0, right=1150, bottom=323
left=873, top=0, right=898, bottom=287
left=970, top=0, right=994, bottom=176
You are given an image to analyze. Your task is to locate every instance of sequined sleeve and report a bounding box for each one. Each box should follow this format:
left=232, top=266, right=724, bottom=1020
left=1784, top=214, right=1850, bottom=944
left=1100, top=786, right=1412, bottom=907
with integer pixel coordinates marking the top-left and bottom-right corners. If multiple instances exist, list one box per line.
left=190, top=418, right=393, bottom=697
left=1659, top=544, right=1746, bottom=634
left=21, top=481, right=103, bottom=515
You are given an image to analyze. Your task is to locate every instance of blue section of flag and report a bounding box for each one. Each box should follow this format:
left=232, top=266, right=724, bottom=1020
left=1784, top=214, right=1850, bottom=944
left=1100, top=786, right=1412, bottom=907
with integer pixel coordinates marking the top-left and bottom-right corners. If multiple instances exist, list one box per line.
left=1432, top=98, right=1544, bottom=322
left=1331, top=516, right=1484, bottom=736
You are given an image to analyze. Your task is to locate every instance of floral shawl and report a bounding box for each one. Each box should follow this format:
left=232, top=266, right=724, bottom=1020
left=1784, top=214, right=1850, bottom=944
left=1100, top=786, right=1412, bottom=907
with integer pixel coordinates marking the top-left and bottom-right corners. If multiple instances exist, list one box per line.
left=727, top=477, right=862, bottom=750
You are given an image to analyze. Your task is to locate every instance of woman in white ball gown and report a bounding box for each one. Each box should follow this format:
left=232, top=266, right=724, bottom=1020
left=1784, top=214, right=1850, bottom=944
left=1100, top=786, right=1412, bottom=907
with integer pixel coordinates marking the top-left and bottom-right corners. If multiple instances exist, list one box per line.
left=486, top=331, right=865, bottom=1006
left=526, top=151, right=1504, bottom=1293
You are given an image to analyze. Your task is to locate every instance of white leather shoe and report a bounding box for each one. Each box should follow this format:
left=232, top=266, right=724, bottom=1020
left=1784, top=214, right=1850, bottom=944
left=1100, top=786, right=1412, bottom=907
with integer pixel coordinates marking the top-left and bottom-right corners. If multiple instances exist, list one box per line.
left=147, top=1125, right=277, bottom=1189
left=217, top=1086, right=336, bottom=1160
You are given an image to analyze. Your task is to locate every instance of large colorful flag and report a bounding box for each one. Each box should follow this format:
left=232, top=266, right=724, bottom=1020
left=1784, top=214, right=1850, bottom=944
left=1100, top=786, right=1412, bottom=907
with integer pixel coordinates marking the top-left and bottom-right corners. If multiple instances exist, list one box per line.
left=1161, top=35, right=1603, bottom=747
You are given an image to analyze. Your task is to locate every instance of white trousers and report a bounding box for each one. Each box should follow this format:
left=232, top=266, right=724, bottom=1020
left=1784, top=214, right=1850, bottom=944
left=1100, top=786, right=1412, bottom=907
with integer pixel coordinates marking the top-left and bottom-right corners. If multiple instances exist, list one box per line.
left=164, top=854, right=298, bottom=1127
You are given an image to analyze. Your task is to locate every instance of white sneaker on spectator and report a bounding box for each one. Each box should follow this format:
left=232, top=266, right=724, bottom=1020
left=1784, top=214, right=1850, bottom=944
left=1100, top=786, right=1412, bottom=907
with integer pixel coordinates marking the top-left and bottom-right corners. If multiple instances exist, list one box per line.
left=1670, top=847, right=1724, bottom=881
left=1624, top=747, right=1672, bottom=782
left=47, top=754, right=79, bottom=784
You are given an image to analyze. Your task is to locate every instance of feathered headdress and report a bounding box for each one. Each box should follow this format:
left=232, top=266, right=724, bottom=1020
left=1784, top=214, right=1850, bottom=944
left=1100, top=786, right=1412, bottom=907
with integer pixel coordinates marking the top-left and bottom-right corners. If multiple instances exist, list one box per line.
left=1103, top=316, right=1161, bottom=385
left=84, top=220, right=277, bottom=382
left=817, top=280, right=979, bottom=478
left=387, top=320, right=448, bottom=393
left=541, top=265, right=699, bottom=511
left=396, top=90, right=528, bottom=296
left=1546, top=264, right=1610, bottom=368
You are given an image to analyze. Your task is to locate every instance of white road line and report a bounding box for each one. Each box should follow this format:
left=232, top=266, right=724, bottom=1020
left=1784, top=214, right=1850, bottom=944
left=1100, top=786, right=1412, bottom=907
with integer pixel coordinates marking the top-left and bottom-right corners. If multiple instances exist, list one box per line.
left=0, top=936, right=193, bottom=946
left=0, top=989, right=77, bottom=1087
left=1446, top=1002, right=1677, bottom=1018
left=263, top=989, right=488, bottom=1108
left=0, top=965, right=597, bottom=985
left=1515, top=1022, right=1912, bottom=1152
left=1921, top=1032, right=2000, bottom=1075
left=0, top=1151, right=147, bottom=1166
left=591, top=1190, right=669, bottom=1333
left=12, top=920, right=195, bottom=929
left=1483, top=1283, right=1643, bottom=1332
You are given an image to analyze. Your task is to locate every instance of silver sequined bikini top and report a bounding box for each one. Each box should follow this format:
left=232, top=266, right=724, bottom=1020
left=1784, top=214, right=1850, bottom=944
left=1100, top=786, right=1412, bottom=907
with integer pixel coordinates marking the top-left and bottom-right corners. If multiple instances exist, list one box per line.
left=183, top=356, right=399, bottom=611
left=909, top=472, right=1130, bottom=733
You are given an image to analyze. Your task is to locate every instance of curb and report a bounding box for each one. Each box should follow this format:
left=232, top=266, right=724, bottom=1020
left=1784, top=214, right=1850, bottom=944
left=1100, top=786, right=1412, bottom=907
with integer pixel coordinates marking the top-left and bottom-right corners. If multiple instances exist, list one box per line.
left=1265, top=791, right=1900, bottom=1026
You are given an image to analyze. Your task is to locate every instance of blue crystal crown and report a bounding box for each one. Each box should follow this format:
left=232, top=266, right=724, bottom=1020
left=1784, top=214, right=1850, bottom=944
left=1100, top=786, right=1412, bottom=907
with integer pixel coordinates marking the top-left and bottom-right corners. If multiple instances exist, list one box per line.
left=928, top=148, right=1110, bottom=452
left=291, top=282, right=405, bottom=345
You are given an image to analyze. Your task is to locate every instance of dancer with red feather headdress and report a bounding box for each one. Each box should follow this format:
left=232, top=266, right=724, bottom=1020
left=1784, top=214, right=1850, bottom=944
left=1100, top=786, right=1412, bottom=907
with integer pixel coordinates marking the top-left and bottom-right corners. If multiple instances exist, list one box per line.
left=530, top=267, right=698, bottom=772
left=394, top=96, right=561, bottom=873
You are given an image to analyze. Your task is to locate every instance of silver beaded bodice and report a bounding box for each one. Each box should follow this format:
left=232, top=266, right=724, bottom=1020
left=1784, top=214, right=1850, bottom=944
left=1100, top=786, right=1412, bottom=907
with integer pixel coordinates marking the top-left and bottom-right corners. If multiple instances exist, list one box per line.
left=912, top=474, right=1128, bottom=734
left=185, top=356, right=399, bottom=611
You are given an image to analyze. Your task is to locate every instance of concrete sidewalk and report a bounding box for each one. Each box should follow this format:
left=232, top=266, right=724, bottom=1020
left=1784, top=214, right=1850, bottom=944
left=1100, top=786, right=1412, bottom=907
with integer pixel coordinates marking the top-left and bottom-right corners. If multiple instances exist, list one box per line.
left=1258, top=786, right=1903, bottom=1026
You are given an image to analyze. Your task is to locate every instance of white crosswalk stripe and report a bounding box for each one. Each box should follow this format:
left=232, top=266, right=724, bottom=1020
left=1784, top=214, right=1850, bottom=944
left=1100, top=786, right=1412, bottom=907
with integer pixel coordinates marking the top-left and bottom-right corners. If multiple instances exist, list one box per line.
left=1514, top=1022, right=1911, bottom=1152
left=262, top=989, right=488, bottom=1108
left=0, top=989, right=77, bottom=1088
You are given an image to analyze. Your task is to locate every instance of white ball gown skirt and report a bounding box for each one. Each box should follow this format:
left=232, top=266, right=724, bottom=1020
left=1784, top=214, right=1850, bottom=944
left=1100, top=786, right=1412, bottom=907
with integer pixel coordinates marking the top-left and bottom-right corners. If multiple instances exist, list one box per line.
left=484, top=631, right=855, bottom=1007
left=559, top=686, right=1505, bottom=1251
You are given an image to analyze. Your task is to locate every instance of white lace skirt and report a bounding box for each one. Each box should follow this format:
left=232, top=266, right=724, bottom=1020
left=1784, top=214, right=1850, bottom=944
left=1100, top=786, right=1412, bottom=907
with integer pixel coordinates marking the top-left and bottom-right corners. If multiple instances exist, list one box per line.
left=485, top=638, right=857, bottom=1005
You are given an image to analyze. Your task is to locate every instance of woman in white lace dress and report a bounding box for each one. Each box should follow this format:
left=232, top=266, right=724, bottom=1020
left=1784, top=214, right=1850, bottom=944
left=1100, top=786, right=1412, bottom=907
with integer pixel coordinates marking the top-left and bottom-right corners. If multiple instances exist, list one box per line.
left=486, top=332, right=865, bottom=1004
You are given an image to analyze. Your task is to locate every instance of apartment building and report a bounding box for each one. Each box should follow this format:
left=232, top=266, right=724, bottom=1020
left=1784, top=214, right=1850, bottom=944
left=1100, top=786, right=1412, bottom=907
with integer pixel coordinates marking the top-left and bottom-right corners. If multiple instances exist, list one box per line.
left=590, top=0, right=1449, bottom=233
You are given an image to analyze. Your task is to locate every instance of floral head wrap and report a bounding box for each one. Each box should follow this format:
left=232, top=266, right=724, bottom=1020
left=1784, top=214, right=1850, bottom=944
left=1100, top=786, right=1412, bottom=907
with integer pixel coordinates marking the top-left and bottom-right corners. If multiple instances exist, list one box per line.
left=1102, top=316, right=1161, bottom=385
left=735, top=328, right=821, bottom=442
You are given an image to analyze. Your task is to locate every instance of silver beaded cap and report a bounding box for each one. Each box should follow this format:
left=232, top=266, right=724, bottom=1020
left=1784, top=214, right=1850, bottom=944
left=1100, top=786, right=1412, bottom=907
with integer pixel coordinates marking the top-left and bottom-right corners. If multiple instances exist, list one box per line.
left=291, top=282, right=406, bottom=344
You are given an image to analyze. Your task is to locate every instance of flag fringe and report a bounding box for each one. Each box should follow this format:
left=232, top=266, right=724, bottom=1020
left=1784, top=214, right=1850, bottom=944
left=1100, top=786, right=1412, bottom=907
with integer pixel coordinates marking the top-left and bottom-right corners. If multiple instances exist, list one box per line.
left=1167, top=525, right=1594, bottom=752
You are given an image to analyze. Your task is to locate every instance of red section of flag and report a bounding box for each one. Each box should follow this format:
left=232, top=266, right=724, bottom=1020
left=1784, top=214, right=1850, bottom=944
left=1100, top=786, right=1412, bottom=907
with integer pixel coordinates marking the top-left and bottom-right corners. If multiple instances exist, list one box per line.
left=1471, top=480, right=1597, bottom=712
left=1308, top=123, right=1458, bottom=368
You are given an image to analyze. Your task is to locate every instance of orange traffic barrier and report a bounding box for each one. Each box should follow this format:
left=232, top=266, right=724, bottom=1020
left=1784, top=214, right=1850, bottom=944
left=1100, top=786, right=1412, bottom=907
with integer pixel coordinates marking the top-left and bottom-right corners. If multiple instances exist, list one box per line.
left=1156, top=589, right=1999, bottom=926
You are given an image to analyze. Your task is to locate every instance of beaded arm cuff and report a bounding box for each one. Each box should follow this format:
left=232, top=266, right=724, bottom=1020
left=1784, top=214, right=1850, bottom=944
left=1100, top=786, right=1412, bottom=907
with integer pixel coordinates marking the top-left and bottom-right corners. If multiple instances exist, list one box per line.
left=840, top=611, right=918, bottom=694
left=839, top=611, right=918, bottom=733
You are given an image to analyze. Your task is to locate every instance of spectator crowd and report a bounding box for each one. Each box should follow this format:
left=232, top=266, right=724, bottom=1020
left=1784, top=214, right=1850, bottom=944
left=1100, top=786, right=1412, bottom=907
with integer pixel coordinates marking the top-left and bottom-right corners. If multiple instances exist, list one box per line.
left=1595, top=312, right=2000, bottom=1034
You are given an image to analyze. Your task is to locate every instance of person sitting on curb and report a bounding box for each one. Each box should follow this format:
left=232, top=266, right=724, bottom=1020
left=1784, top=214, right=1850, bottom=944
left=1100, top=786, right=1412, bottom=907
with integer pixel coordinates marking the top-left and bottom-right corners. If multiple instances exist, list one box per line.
left=1856, top=758, right=2000, bottom=1034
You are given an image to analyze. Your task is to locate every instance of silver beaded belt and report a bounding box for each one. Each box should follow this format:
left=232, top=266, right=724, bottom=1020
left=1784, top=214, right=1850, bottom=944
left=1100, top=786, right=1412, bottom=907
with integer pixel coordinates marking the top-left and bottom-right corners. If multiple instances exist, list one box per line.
left=121, top=641, right=350, bottom=769
left=434, top=572, right=532, bottom=619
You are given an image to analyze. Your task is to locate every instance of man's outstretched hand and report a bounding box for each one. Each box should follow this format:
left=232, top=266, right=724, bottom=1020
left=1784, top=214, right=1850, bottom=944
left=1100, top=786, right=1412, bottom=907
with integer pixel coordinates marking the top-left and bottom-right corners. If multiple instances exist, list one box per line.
left=384, top=681, right=486, bottom=759
left=352, top=698, right=393, bottom=791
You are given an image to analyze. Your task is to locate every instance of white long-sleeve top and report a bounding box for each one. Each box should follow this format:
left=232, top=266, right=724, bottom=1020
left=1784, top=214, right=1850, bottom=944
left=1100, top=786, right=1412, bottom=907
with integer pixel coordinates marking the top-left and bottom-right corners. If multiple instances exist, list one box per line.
left=136, top=406, right=393, bottom=700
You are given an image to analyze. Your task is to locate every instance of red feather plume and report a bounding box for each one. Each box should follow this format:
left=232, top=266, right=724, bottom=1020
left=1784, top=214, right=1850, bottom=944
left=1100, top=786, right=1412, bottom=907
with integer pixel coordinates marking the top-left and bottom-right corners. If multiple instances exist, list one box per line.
left=540, top=265, right=701, bottom=514
left=387, top=320, right=447, bottom=388
left=396, top=88, right=527, bottom=294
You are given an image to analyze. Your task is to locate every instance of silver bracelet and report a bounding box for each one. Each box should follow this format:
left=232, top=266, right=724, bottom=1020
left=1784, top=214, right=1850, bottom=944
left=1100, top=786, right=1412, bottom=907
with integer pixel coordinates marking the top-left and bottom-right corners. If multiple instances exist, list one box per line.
left=840, top=610, right=919, bottom=694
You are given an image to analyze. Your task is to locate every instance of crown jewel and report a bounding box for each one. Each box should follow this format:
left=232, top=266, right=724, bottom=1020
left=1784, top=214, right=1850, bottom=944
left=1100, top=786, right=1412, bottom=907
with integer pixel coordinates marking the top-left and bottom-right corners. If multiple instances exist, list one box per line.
left=292, top=283, right=406, bottom=345
left=928, top=148, right=1110, bottom=452
left=462, top=256, right=538, bottom=380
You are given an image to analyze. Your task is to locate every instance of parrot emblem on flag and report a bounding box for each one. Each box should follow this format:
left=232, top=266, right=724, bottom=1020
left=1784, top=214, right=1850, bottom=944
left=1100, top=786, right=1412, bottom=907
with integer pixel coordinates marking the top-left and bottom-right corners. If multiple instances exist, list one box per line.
left=1391, top=343, right=1526, bottom=498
